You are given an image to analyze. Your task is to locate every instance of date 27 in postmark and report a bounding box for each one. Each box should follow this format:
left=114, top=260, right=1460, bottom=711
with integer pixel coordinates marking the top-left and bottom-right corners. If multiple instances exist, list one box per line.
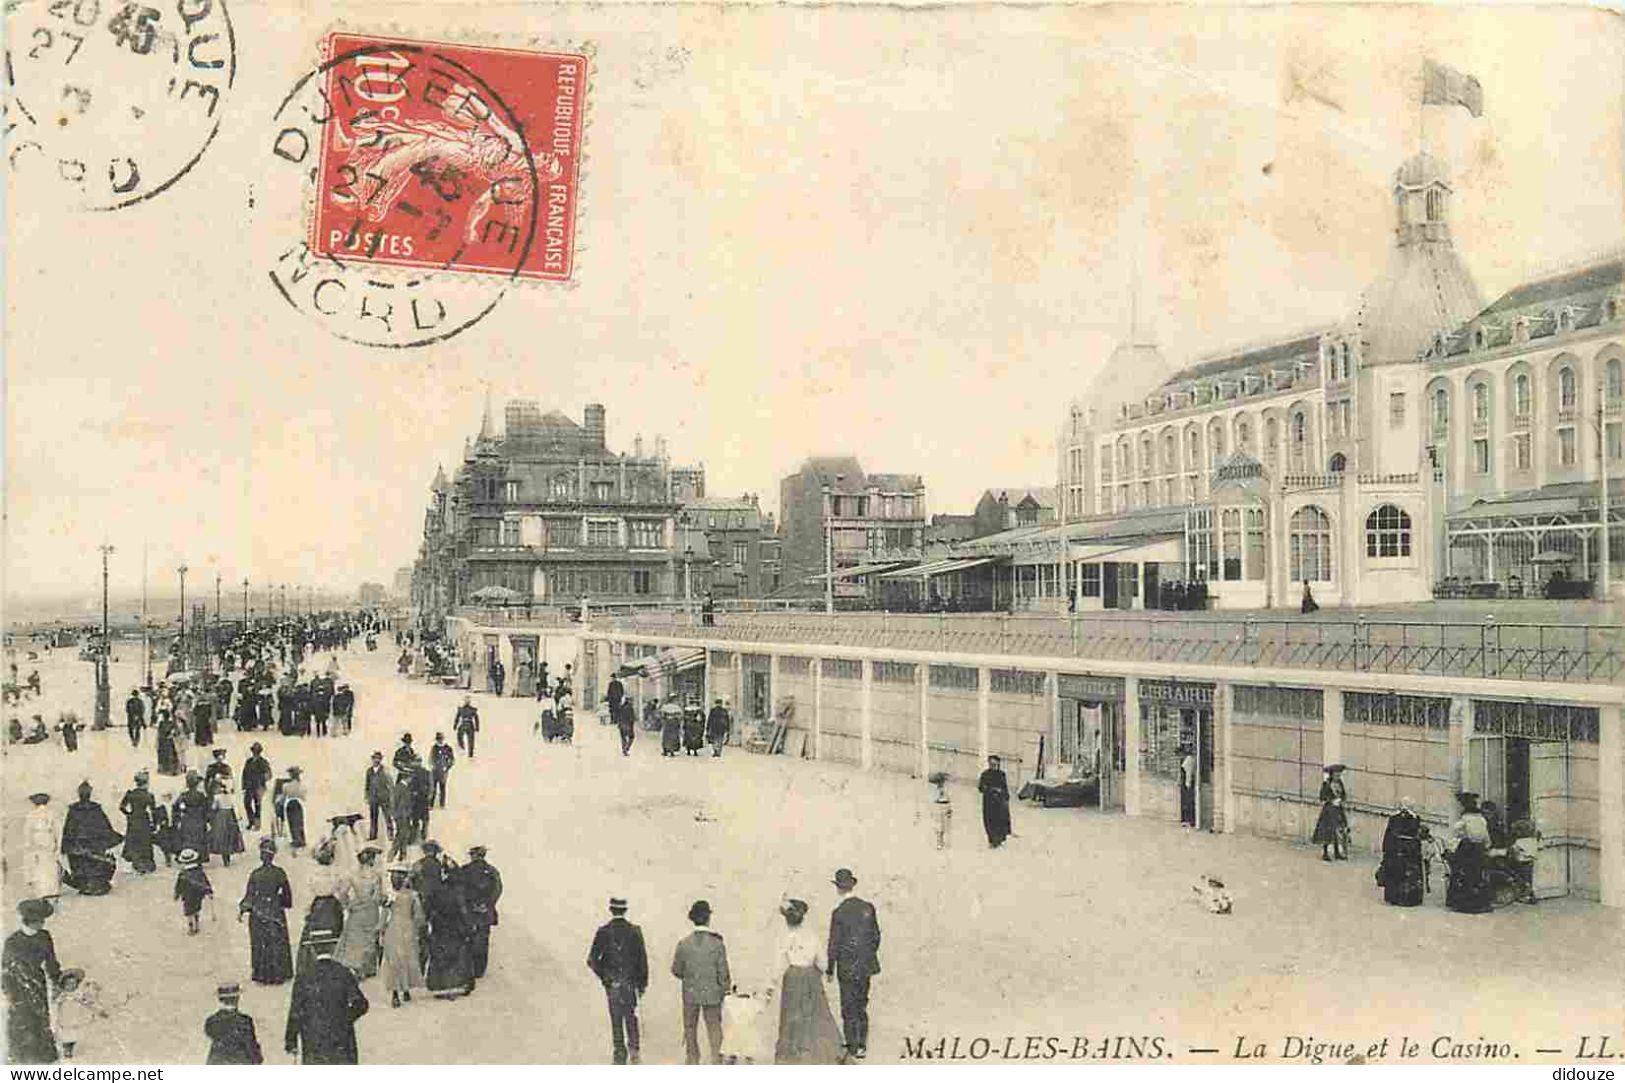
left=261, top=33, right=588, bottom=348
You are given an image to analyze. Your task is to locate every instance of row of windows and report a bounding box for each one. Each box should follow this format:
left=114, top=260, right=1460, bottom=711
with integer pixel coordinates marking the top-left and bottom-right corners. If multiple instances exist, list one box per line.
left=1433, top=356, right=1624, bottom=434
left=1285, top=504, right=1413, bottom=581
left=472, top=475, right=668, bottom=504
left=1102, top=410, right=1314, bottom=489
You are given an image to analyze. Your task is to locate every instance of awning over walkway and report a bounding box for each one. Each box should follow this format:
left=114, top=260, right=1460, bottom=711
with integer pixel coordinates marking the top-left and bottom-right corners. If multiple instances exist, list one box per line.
left=877, top=557, right=996, bottom=580
left=619, top=646, right=705, bottom=679
left=807, top=561, right=911, bottom=582
left=1097, top=537, right=1184, bottom=564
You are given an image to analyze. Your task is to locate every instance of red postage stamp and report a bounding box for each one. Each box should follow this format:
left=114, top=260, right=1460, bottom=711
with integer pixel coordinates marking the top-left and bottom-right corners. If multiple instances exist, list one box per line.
left=308, top=33, right=586, bottom=282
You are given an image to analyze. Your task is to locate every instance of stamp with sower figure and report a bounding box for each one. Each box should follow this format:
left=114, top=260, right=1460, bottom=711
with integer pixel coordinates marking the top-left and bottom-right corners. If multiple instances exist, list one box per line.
left=264, top=33, right=587, bottom=348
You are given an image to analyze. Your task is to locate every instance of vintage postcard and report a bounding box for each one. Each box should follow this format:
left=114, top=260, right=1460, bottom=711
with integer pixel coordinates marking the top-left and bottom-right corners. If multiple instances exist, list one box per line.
left=4, top=0, right=1623, bottom=1069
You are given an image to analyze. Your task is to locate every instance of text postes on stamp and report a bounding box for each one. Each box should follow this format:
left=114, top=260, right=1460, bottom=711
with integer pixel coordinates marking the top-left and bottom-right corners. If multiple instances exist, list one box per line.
left=260, top=33, right=587, bottom=349
left=4, top=0, right=236, bottom=211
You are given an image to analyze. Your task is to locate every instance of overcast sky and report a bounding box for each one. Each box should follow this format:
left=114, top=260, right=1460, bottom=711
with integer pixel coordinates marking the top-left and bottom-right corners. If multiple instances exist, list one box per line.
left=7, top=2, right=1623, bottom=603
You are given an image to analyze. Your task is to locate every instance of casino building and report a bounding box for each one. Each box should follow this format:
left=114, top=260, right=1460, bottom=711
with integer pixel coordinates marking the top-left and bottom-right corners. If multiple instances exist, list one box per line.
left=957, top=150, right=1624, bottom=611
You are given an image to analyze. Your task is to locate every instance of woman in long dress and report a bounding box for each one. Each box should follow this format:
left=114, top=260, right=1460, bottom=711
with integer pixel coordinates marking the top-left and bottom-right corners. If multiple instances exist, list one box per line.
left=336, top=848, right=385, bottom=979
left=380, top=865, right=425, bottom=1007
left=423, top=859, right=475, bottom=998
left=172, top=774, right=212, bottom=865
left=1312, top=765, right=1349, bottom=861
left=977, top=756, right=1011, bottom=848
left=660, top=699, right=683, bottom=756
left=1377, top=799, right=1426, bottom=906
left=770, top=898, right=844, bottom=1064
left=118, top=773, right=158, bottom=875
left=296, top=840, right=346, bottom=975
left=238, top=838, right=295, bottom=984
left=203, top=751, right=245, bottom=866
left=60, top=783, right=123, bottom=895
left=22, top=794, right=63, bottom=900
left=682, top=700, right=705, bottom=755
left=155, top=713, right=182, bottom=776
left=1445, top=792, right=1494, bottom=914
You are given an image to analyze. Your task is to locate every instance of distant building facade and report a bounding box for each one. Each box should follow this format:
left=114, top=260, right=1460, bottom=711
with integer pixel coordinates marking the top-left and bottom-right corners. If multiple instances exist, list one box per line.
left=779, top=457, right=927, bottom=596
left=357, top=582, right=387, bottom=606
left=683, top=494, right=774, bottom=599
left=973, top=487, right=1056, bottom=537
left=410, top=400, right=704, bottom=624
left=980, top=150, right=1625, bottom=612
left=925, top=513, right=978, bottom=546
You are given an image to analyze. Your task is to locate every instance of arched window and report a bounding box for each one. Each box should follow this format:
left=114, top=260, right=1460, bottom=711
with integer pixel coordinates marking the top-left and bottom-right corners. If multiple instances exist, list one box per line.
left=1162, top=432, right=1178, bottom=472
left=1264, top=417, right=1280, bottom=462
left=1236, top=417, right=1252, bottom=452
left=1365, top=503, right=1412, bottom=558
left=1329, top=452, right=1347, bottom=473
left=1186, top=428, right=1200, bottom=465
left=1606, top=358, right=1623, bottom=405
left=1117, top=441, right=1131, bottom=476
left=1472, top=382, right=1489, bottom=424
left=1210, top=424, right=1227, bottom=460
left=1139, top=435, right=1154, bottom=472
left=1432, top=387, right=1449, bottom=430
left=1512, top=372, right=1531, bottom=417
left=1339, top=343, right=1350, bottom=378
left=1289, top=506, right=1332, bottom=583
left=1289, top=412, right=1307, bottom=470
left=1559, top=366, right=1577, bottom=410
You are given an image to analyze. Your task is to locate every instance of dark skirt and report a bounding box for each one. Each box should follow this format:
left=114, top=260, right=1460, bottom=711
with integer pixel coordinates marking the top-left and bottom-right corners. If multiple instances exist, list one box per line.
left=6, top=994, right=57, bottom=1064
left=209, top=808, right=245, bottom=858
left=1379, top=835, right=1425, bottom=907
left=775, top=965, right=845, bottom=1064
left=424, top=895, right=473, bottom=993
left=157, top=735, right=182, bottom=775
left=683, top=718, right=705, bottom=752
left=63, top=851, right=116, bottom=895
left=249, top=915, right=295, bottom=984
left=662, top=720, right=682, bottom=754
left=286, top=801, right=307, bottom=849
left=297, top=896, right=345, bottom=975
left=982, top=794, right=1011, bottom=846
left=123, top=819, right=157, bottom=873
left=1312, top=803, right=1347, bottom=845
left=1446, top=842, right=1493, bottom=913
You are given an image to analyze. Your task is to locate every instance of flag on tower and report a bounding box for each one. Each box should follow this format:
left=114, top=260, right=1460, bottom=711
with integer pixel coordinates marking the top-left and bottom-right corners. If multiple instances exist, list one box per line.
left=1422, top=59, right=1483, bottom=117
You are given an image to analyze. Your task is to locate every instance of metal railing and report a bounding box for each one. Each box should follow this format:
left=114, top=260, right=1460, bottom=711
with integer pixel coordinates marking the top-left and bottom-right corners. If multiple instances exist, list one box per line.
left=588, top=610, right=1624, bottom=684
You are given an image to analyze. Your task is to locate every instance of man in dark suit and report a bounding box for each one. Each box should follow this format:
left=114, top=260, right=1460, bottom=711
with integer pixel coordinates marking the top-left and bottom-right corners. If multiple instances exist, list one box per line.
left=587, top=897, right=648, bottom=1064
left=454, top=697, right=480, bottom=758
left=363, top=753, right=393, bottom=841
left=283, top=944, right=369, bottom=1064
left=826, top=867, right=881, bottom=1060
left=241, top=742, right=272, bottom=832
left=125, top=689, right=146, bottom=747
left=456, top=846, right=503, bottom=978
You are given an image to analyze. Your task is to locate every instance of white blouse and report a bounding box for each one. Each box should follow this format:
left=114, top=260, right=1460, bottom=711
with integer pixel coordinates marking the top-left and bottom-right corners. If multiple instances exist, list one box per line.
left=773, top=924, right=827, bottom=978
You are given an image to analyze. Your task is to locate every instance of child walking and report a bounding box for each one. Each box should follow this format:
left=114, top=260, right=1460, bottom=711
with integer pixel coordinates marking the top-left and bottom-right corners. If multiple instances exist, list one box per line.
left=175, top=848, right=215, bottom=934
left=52, top=969, right=109, bottom=1059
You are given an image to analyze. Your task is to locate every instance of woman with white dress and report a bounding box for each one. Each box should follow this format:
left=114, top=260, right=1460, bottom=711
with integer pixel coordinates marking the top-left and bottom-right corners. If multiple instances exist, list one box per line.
left=768, top=899, right=844, bottom=1064
left=22, top=793, right=62, bottom=900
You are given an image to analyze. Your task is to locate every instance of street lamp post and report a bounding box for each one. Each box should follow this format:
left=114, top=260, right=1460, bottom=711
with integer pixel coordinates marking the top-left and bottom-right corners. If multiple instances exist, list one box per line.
left=679, top=512, right=693, bottom=617
left=94, top=543, right=114, bottom=728
left=822, top=484, right=834, bottom=615
left=1595, top=384, right=1613, bottom=600
left=177, top=563, right=189, bottom=671
left=242, top=579, right=250, bottom=626
left=142, top=544, right=152, bottom=689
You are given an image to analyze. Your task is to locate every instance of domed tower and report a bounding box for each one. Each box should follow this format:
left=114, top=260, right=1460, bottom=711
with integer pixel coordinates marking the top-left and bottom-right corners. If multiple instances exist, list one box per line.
left=1058, top=325, right=1174, bottom=521
left=1346, top=151, right=1485, bottom=477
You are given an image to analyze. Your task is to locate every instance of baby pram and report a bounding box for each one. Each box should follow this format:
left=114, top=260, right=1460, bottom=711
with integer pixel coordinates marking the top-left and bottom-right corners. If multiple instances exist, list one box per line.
left=720, top=992, right=772, bottom=1064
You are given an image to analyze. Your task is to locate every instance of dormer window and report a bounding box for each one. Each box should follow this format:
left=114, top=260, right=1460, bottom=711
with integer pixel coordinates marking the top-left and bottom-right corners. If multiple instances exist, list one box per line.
left=1513, top=318, right=1529, bottom=344
left=1608, top=299, right=1619, bottom=321
left=1559, top=309, right=1572, bottom=332
left=1473, top=329, right=1485, bottom=350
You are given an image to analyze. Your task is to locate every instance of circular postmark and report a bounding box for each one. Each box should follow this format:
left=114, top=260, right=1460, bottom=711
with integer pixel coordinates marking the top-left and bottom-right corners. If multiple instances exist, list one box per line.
left=3, top=0, right=236, bottom=210
left=255, top=35, right=584, bottom=349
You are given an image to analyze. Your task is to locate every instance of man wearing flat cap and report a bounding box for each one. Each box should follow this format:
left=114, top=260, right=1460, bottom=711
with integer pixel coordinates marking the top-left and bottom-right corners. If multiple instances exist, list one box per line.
left=670, top=899, right=731, bottom=1064
left=827, top=868, right=881, bottom=1060
left=587, top=897, right=648, bottom=1064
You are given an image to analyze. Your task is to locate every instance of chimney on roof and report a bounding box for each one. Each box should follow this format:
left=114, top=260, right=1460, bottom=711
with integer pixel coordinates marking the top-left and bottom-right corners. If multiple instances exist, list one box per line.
left=634, top=435, right=644, bottom=458
left=584, top=403, right=606, bottom=447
